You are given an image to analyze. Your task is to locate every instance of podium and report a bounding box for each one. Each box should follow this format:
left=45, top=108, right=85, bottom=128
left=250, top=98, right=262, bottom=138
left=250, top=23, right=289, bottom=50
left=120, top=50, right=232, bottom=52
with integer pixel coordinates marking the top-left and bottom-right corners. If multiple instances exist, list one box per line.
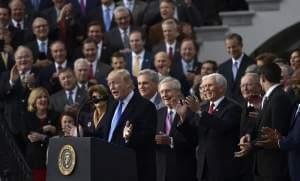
left=47, top=137, right=137, bottom=181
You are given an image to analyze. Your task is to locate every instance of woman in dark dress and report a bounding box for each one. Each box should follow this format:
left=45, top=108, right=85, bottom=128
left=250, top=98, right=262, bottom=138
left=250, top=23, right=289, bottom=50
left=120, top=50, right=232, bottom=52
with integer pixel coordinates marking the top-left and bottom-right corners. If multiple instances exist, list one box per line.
left=80, top=84, right=111, bottom=138
left=23, top=87, right=59, bottom=181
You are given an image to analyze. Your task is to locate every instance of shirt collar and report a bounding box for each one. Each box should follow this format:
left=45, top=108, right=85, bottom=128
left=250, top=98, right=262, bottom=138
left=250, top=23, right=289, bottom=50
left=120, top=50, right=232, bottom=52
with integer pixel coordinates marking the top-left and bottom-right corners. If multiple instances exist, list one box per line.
left=211, top=96, right=225, bottom=110
left=166, top=41, right=176, bottom=49
left=264, top=84, right=280, bottom=98
left=132, top=49, right=145, bottom=59
left=150, top=92, right=158, bottom=103
left=102, top=3, right=115, bottom=11
left=37, top=39, right=48, bottom=46
left=232, top=53, right=244, bottom=67
left=66, top=86, right=78, bottom=95
left=55, top=60, right=67, bottom=69
left=120, top=90, right=134, bottom=111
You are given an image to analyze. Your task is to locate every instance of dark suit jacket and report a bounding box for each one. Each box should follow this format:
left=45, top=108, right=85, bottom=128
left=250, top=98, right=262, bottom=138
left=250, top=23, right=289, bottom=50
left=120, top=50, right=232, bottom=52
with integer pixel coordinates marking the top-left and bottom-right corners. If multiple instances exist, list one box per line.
left=156, top=107, right=197, bottom=181
left=25, top=0, right=53, bottom=15
left=102, top=92, right=157, bottom=181
left=0, top=67, right=41, bottom=152
left=143, top=0, right=203, bottom=26
left=104, top=27, right=130, bottom=53
left=253, top=86, right=292, bottom=177
left=50, top=87, right=88, bottom=113
left=69, top=0, right=98, bottom=17
left=8, top=18, right=34, bottom=48
left=218, top=54, right=254, bottom=103
left=22, top=110, right=59, bottom=169
left=0, top=53, right=15, bottom=74
left=94, top=60, right=112, bottom=85
left=116, top=0, right=147, bottom=26
left=279, top=101, right=300, bottom=181
left=39, top=61, right=73, bottom=94
left=125, top=51, right=154, bottom=76
left=87, top=5, right=117, bottom=32
left=178, top=97, right=242, bottom=180
left=152, top=41, right=181, bottom=60
left=26, top=39, right=54, bottom=62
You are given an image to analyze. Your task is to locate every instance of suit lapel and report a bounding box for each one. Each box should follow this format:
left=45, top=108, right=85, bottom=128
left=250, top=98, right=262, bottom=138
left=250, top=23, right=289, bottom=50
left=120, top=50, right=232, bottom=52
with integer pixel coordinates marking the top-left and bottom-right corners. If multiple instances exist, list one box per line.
left=157, top=107, right=168, bottom=133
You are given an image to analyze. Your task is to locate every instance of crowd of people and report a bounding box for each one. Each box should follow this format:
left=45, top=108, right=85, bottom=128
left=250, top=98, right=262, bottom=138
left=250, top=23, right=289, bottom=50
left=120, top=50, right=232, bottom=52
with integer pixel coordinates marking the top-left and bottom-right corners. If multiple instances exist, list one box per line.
left=0, top=0, right=299, bottom=181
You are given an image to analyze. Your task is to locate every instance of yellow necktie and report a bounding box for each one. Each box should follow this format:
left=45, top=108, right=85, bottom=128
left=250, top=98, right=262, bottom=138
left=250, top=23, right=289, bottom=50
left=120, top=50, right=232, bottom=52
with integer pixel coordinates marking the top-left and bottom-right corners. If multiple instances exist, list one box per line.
left=1, top=52, right=8, bottom=69
left=133, top=55, right=140, bottom=77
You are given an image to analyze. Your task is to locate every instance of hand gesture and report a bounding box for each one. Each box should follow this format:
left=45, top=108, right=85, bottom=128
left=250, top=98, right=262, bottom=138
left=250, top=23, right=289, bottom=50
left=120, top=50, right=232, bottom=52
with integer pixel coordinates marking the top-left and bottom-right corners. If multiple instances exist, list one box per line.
left=42, top=124, right=56, bottom=135
left=10, top=65, right=19, bottom=82
left=25, top=73, right=36, bottom=89
left=155, top=132, right=171, bottom=145
left=175, top=99, right=188, bottom=122
left=234, top=134, right=252, bottom=158
left=185, top=96, right=201, bottom=112
left=254, top=127, right=280, bottom=149
left=123, top=121, right=133, bottom=142
left=27, top=132, right=47, bottom=143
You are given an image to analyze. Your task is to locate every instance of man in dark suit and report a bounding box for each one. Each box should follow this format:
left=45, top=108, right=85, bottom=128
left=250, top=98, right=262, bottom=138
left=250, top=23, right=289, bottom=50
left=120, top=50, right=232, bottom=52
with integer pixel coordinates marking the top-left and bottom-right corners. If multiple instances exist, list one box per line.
left=82, top=38, right=112, bottom=85
left=237, top=63, right=292, bottom=181
left=104, top=69, right=157, bottom=181
left=26, top=17, right=53, bottom=63
left=85, top=21, right=112, bottom=65
left=177, top=73, right=243, bottom=181
left=42, top=0, right=81, bottom=50
left=8, top=0, right=34, bottom=47
left=137, top=69, right=164, bottom=110
left=116, top=0, right=147, bottom=26
left=173, top=38, right=201, bottom=93
left=156, top=76, right=197, bottom=181
left=125, top=30, right=154, bottom=77
left=0, top=46, right=40, bottom=153
left=218, top=33, right=255, bottom=103
left=74, top=58, right=96, bottom=92
left=239, top=73, right=262, bottom=181
left=40, top=41, right=73, bottom=94
left=143, top=0, right=203, bottom=27
left=104, top=6, right=133, bottom=53
left=151, top=18, right=181, bottom=60
left=254, top=68, right=300, bottom=181
left=87, top=0, right=117, bottom=32
left=50, top=68, right=88, bottom=113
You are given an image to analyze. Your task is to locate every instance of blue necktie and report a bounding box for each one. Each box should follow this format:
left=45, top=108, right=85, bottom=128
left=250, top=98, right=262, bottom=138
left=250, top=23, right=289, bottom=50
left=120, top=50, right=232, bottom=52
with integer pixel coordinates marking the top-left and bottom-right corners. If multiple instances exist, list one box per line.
left=104, top=8, right=111, bottom=32
left=108, top=101, right=123, bottom=142
left=40, top=42, right=47, bottom=55
left=232, top=61, right=239, bottom=80
left=67, top=90, right=74, bottom=105
left=32, top=0, right=40, bottom=11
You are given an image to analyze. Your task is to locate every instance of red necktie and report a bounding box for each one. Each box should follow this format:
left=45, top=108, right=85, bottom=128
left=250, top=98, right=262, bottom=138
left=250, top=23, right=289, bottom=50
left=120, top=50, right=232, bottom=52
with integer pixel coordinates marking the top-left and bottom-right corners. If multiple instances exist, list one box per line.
left=88, top=63, right=94, bottom=80
left=208, top=103, right=215, bottom=114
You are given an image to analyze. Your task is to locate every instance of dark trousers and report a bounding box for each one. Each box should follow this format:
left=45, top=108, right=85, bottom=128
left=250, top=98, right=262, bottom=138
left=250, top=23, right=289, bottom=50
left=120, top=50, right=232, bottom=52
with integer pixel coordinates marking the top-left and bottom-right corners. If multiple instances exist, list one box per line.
left=255, top=176, right=290, bottom=181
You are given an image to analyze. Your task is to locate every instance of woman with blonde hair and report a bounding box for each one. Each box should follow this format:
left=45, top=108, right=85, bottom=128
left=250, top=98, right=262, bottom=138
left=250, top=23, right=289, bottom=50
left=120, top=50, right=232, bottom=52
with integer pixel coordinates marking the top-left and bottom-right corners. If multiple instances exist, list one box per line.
left=23, top=87, right=59, bottom=181
left=79, top=84, right=112, bottom=138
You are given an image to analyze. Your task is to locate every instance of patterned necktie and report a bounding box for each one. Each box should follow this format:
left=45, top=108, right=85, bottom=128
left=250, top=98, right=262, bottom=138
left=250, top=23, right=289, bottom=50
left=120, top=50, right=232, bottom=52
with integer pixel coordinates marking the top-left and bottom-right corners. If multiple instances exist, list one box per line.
left=165, top=111, right=173, bottom=135
left=208, top=103, right=215, bottom=114
left=104, top=8, right=111, bottom=32
left=133, top=55, right=140, bottom=77
left=123, top=29, right=129, bottom=48
left=108, top=101, right=124, bottom=142
left=68, top=90, right=74, bottom=105
left=232, top=61, right=239, bottom=80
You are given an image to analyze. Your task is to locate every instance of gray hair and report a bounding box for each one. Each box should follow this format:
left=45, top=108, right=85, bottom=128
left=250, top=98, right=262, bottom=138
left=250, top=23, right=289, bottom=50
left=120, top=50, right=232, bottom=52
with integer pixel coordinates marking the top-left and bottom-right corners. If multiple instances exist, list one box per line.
left=74, top=58, right=89, bottom=70
left=138, top=69, right=159, bottom=84
left=114, top=6, right=130, bottom=17
left=202, top=73, right=227, bottom=90
left=245, top=64, right=259, bottom=74
left=241, top=72, right=260, bottom=84
left=158, top=76, right=181, bottom=91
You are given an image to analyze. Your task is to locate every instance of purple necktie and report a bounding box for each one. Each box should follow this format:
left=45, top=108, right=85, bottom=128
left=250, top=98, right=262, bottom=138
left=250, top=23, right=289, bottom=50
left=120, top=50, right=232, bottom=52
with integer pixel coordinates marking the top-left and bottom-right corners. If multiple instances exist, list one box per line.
left=165, top=111, right=173, bottom=135
left=80, top=0, right=85, bottom=14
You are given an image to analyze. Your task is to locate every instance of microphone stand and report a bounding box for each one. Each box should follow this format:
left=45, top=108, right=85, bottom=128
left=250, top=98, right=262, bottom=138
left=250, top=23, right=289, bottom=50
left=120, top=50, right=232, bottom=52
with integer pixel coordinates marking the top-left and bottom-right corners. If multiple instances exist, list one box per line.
left=75, top=99, right=93, bottom=137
